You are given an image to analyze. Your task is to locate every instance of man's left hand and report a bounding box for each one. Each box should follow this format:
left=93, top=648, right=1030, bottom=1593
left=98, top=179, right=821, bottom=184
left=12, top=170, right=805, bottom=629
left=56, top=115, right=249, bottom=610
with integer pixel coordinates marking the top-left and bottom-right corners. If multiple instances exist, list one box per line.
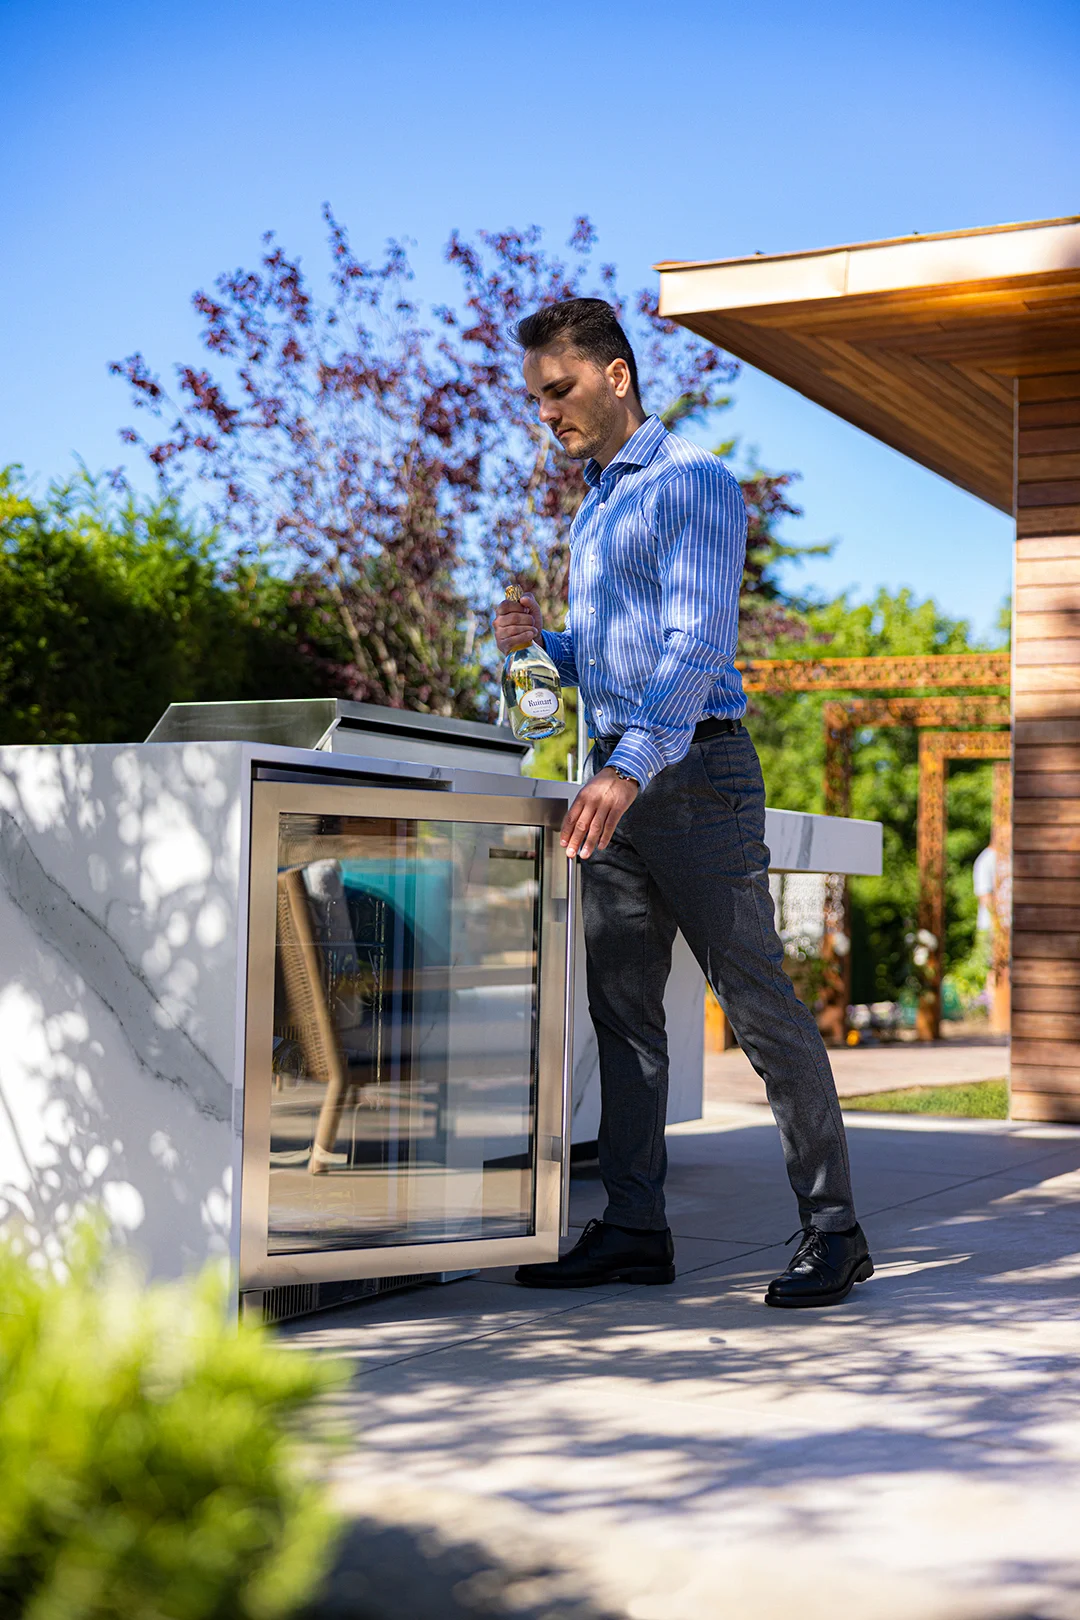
left=561, top=767, right=639, bottom=860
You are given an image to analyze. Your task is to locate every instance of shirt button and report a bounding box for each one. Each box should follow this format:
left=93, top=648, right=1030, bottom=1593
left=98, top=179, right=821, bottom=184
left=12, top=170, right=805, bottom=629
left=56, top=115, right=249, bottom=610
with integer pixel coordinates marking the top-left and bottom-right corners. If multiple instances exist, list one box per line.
left=589, top=658, right=596, bottom=666
left=589, top=606, right=596, bottom=614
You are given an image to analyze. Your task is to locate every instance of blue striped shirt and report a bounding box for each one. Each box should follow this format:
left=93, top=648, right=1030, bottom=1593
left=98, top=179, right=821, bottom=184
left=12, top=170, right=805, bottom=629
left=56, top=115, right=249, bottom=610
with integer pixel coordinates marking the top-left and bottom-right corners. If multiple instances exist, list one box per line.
left=541, top=414, right=748, bottom=788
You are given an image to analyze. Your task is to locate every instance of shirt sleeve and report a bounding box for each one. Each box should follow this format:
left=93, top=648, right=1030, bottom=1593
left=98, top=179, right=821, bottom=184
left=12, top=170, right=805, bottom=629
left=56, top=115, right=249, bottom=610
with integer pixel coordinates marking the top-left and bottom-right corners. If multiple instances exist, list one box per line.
left=607, top=462, right=746, bottom=788
left=541, top=628, right=579, bottom=687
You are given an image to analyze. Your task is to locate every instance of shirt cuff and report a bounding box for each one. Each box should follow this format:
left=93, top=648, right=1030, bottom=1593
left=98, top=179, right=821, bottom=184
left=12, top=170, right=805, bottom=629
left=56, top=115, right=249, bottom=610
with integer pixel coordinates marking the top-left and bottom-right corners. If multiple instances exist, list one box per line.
left=607, top=729, right=665, bottom=790
left=540, top=629, right=577, bottom=686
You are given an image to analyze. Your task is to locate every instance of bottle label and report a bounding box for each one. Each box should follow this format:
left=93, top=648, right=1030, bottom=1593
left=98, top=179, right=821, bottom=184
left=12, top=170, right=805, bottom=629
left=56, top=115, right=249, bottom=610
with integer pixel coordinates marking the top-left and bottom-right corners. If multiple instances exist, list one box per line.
left=518, top=688, right=559, bottom=720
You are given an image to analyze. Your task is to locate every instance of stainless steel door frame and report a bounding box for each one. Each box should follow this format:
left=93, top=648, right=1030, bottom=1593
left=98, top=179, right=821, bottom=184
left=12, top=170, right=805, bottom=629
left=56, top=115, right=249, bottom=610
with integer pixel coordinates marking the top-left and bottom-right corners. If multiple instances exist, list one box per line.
left=240, top=781, right=569, bottom=1290
left=559, top=860, right=578, bottom=1238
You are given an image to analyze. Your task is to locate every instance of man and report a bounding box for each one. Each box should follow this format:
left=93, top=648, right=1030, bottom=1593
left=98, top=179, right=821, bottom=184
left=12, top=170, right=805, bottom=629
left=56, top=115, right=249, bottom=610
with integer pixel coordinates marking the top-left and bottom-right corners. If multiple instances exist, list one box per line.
left=494, top=298, right=873, bottom=1309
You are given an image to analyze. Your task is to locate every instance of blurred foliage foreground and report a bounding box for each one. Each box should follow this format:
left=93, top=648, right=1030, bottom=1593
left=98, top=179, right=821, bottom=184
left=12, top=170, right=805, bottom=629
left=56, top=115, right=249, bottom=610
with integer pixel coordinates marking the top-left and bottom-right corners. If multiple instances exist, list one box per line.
left=0, top=1228, right=343, bottom=1620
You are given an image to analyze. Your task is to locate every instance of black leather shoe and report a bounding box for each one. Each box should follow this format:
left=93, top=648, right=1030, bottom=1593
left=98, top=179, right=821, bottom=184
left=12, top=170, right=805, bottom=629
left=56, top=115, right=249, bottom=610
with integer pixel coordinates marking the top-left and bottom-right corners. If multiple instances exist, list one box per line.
left=764, top=1223, right=874, bottom=1309
left=515, top=1219, right=676, bottom=1289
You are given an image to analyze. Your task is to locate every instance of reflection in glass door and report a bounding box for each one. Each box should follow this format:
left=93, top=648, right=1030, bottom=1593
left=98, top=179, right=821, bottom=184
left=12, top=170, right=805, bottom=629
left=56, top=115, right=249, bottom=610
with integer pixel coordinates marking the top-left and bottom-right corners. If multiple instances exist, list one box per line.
left=266, top=811, right=543, bottom=1254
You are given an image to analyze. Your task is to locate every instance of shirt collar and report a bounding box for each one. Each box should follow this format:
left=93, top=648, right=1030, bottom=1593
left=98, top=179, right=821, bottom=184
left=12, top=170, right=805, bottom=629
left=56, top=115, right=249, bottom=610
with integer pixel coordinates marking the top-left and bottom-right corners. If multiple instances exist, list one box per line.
left=583, top=414, right=667, bottom=489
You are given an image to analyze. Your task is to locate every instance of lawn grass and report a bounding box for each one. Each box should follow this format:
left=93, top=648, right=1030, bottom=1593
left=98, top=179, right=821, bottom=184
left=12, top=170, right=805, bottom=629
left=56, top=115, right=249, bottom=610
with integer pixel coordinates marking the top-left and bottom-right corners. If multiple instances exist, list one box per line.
left=841, top=1079, right=1009, bottom=1119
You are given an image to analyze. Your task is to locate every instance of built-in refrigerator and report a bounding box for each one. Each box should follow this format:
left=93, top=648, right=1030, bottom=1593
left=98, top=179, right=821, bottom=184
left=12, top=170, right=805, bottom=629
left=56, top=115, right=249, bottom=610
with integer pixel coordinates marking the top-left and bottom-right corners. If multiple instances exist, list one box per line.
left=240, top=773, right=571, bottom=1298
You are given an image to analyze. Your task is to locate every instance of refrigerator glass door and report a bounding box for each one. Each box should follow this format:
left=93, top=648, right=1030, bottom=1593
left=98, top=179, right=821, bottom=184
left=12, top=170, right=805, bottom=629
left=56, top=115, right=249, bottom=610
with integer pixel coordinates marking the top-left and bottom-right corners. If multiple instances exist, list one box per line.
left=241, top=782, right=569, bottom=1287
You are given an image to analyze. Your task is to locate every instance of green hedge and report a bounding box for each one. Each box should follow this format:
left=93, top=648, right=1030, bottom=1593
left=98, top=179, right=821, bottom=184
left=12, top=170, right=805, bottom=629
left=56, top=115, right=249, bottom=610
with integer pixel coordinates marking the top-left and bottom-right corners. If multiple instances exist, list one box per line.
left=0, top=1229, right=343, bottom=1619
left=0, top=466, right=349, bottom=746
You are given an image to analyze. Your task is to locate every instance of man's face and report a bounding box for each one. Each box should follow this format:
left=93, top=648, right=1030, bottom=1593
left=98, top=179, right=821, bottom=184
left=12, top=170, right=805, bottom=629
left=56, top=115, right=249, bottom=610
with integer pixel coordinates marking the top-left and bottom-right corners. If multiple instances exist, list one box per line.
left=522, top=342, right=629, bottom=462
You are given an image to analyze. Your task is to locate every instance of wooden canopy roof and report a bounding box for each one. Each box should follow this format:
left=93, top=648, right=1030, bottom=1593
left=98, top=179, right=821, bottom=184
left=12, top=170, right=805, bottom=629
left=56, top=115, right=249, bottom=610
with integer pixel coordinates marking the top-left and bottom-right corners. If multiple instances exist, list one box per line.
left=656, top=216, right=1080, bottom=513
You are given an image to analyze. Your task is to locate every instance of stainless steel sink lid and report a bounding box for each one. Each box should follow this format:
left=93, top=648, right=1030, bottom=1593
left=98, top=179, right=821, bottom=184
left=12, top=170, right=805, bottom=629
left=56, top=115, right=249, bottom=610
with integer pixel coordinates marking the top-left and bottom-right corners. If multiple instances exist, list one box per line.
left=145, top=699, right=530, bottom=776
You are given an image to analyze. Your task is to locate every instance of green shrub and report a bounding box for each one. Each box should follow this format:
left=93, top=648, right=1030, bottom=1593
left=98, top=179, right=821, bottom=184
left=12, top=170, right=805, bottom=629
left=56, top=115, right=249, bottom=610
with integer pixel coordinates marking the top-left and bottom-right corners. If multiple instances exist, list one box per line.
left=0, top=465, right=349, bottom=746
left=0, top=1228, right=343, bottom=1620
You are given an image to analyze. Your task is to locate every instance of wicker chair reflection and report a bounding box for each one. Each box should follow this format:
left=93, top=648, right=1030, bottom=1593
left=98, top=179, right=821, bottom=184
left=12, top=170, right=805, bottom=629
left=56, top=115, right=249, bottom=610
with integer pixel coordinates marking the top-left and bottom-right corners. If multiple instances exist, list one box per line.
left=276, top=868, right=380, bottom=1176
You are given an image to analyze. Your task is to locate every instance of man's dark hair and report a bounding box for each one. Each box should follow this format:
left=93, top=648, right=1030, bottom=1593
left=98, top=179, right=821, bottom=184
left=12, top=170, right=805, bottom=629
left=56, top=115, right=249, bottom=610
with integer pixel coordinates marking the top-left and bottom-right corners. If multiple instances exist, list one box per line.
left=515, top=298, right=641, bottom=404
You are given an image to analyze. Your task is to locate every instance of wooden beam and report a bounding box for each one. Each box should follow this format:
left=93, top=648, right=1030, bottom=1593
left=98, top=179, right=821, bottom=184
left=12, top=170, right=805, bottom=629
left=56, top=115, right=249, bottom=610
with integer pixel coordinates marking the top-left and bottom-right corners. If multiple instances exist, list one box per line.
left=919, top=732, right=1013, bottom=763
left=741, top=653, right=1009, bottom=693
left=916, top=737, right=946, bottom=1042
left=822, top=696, right=1011, bottom=728
left=818, top=716, right=853, bottom=1042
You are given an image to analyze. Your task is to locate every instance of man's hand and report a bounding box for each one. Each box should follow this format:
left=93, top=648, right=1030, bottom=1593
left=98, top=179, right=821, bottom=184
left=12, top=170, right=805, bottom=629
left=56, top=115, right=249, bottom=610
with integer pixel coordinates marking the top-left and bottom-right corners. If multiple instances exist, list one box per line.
left=494, top=592, right=543, bottom=655
left=561, top=767, right=639, bottom=860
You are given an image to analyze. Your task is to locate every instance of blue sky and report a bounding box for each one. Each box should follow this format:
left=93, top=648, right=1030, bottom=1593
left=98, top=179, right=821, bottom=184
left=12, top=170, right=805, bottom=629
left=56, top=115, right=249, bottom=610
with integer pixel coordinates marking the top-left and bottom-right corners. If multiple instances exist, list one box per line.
left=3, top=0, right=1079, bottom=639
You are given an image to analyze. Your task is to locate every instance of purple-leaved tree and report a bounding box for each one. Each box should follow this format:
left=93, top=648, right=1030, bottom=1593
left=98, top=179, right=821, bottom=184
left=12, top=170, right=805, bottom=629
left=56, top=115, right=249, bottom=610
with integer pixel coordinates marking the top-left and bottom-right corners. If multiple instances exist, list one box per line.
left=113, top=210, right=815, bottom=713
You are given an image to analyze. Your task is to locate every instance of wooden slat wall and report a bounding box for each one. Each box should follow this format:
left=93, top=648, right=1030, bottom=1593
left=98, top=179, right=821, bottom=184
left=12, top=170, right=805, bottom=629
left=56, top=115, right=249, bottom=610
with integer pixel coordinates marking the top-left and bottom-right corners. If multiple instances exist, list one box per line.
left=1012, top=370, right=1080, bottom=1121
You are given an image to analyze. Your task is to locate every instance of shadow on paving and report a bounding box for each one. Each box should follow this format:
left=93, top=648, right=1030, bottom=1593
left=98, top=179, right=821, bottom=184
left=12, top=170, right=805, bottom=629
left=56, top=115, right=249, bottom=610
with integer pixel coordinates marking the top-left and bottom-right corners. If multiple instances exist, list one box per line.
left=304, top=1513, right=622, bottom=1620
left=291, top=1116, right=1080, bottom=1617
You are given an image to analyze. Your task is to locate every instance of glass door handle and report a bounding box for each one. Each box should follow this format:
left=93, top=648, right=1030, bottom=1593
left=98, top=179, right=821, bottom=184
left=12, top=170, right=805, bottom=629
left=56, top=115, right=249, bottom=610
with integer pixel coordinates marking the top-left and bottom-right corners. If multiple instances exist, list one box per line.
left=559, top=850, right=578, bottom=1237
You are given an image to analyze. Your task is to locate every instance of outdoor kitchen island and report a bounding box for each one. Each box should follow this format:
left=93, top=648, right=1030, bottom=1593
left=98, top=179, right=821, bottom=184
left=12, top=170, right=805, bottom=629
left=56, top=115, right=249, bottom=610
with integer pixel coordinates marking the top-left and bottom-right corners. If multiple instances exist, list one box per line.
left=0, top=701, right=881, bottom=1321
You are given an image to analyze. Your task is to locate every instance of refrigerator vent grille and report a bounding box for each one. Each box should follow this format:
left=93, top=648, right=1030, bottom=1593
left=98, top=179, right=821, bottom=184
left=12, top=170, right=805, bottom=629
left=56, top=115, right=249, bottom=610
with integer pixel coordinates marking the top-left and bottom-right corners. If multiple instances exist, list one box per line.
left=255, top=1274, right=425, bottom=1325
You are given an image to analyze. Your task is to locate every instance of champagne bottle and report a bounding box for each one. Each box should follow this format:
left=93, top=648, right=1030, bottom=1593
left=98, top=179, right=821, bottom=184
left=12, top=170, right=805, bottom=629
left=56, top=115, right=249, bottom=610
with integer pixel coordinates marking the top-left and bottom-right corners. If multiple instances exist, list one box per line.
left=500, top=586, right=566, bottom=742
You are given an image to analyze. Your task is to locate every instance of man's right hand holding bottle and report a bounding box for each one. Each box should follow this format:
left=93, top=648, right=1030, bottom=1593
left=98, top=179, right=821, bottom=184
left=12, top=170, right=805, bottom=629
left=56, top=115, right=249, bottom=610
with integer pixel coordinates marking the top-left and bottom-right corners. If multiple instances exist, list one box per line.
left=494, top=592, right=543, bottom=654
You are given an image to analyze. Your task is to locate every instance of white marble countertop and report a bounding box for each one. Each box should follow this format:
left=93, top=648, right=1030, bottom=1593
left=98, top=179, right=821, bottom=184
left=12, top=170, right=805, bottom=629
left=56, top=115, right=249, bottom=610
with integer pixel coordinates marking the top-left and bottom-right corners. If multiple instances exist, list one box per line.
left=224, top=742, right=882, bottom=876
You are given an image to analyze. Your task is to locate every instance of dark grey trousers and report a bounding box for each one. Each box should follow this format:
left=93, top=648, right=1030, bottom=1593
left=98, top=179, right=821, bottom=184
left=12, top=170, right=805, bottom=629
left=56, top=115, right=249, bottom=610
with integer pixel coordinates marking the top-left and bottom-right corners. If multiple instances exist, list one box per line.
left=580, top=727, right=856, bottom=1234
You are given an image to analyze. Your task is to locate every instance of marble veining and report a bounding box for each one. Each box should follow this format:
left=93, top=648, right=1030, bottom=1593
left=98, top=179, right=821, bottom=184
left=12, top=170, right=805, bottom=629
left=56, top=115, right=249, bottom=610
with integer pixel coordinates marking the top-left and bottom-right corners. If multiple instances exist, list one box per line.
left=0, top=805, right=231, bottom=1124
left=0, top=744, right=244, bottom=1279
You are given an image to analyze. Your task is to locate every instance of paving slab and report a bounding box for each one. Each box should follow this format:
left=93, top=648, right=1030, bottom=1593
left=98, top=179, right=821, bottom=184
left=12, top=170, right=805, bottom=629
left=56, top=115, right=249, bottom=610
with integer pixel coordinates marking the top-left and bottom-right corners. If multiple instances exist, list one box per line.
left=288, top=1101, right=1080, bottom=1620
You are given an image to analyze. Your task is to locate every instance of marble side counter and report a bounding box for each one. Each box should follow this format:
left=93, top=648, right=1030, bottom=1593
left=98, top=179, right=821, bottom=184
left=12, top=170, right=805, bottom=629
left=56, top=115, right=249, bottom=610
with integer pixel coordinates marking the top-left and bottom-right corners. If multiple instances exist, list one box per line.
left=764, top=805, right=881, bottom=876
left=0, top=743, right=248, bottom=1280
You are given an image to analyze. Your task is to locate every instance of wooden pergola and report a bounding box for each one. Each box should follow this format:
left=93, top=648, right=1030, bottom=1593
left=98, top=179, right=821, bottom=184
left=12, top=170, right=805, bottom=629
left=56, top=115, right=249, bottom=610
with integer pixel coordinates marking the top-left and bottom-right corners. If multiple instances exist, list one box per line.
left=917, top=729, right=1012, bottom=1035
left=741, top=657, right=1011, bottom=1042
left=662, top=216, right=1080, bottom=1121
